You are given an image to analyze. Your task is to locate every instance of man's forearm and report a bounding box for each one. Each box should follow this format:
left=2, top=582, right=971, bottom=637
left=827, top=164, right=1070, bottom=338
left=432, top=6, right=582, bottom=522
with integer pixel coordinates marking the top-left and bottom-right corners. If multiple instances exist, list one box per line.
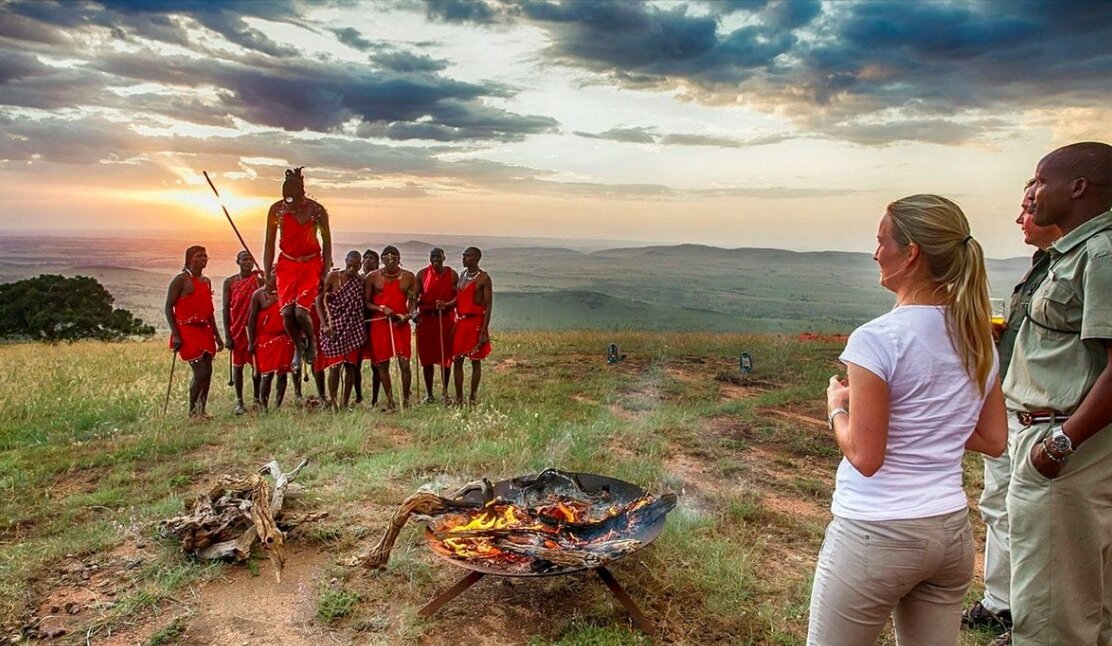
left=165, top=305, right=178, bottom=335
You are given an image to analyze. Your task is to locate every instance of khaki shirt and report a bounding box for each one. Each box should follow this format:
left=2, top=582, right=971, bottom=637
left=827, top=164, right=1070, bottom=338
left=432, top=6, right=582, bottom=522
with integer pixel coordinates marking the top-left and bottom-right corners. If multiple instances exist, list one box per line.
left=1003, top=210, right=1112, bottom=413
left=998, top=249, right=1051, bottom=380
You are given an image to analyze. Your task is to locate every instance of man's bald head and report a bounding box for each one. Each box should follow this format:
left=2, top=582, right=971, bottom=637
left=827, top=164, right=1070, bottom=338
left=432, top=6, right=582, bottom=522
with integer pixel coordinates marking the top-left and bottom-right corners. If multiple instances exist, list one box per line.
left=1033, top=142, right=1112, bottom=228
left=1043, top=142, right=1112, bottom=202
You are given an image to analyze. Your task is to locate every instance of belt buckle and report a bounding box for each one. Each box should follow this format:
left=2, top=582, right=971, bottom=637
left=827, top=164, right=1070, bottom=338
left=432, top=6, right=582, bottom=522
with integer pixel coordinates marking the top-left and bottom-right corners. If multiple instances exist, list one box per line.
left=1017, top=412, right=1034, bottom=427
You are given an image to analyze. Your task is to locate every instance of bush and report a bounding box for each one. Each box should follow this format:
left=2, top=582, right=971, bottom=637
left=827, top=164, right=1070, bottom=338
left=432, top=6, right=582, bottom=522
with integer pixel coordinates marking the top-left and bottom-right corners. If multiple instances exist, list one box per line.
left=0, top=274, right=155, bottom=342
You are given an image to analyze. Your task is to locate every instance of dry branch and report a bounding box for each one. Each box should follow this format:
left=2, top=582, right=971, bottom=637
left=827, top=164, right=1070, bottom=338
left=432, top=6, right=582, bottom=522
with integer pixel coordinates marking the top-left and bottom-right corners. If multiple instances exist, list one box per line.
left=347, top=480, right=492, bottom=569
left=160, top=458, right=321, bottom=582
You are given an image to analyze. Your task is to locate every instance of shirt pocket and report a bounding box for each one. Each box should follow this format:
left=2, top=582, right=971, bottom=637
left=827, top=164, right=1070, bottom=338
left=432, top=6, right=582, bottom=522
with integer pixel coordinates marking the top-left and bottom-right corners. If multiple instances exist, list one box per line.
left=1029, top=278, right=1081, bottom=335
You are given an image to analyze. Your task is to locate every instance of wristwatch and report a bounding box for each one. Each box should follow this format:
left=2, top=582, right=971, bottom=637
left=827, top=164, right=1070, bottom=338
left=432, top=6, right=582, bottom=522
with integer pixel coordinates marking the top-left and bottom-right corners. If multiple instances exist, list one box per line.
left=1043, top=425, right=1075, bottom=462
left=828, top=407, right=849, bottom=430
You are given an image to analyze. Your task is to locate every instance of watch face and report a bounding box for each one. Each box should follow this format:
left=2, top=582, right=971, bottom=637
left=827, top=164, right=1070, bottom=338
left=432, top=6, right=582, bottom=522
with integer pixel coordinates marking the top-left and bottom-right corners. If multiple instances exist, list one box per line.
left=1051, top=434, right=1072, bottom=453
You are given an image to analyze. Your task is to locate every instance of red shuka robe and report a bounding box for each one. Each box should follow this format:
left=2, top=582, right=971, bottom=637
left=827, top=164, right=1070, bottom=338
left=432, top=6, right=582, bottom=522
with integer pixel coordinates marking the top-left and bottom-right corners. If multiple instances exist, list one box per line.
left=416, top=266, right=457, bottom=368
left=274, top=204, right=323, bottom=311
left=369, top=277, right=411, bottom=364
left=228, top=272, right=261, bottom=367
left=451, top=278, right=491, bottom=360
left=254, top=295, right=294, bottom=375
left=169, top=273, right=217, bottom=362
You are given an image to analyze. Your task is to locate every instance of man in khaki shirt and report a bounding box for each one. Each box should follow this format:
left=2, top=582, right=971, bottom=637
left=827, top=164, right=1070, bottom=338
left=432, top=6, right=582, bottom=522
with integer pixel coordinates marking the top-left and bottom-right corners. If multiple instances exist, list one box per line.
left=1003, top=141, right=1112, bottom=645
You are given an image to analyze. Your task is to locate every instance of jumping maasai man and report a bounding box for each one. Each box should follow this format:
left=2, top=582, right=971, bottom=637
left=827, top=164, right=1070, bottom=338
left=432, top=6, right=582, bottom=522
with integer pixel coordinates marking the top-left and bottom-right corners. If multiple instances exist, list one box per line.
left=414, top=247, right=458, bottom=404
left=448, top=246, right=492, bottom=405
left=365, top=245, right=416, bottom=410
left=316, top=250, right=368, bottom=410
left=262, top=167, right=331, bottom=370
left=247, top=274, right=293, bottom=411
left=356, top=249, right=382, bottom=406
left=165, top=245, right=224, bottom=418
left=222, top=250, right=263, bottom=414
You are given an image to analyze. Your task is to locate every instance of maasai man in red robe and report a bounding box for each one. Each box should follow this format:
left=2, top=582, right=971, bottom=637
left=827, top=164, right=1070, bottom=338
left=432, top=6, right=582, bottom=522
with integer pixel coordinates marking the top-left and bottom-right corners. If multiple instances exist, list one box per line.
left=316, top=250, right=368, bottom=410
left=356, top=249, right=382, bottom=406
left=247, top=274, right=293, bottom=411
left=222, top=250, right=263, bottom=414
left=165, top=245, right=224, bottom=418
left=447, top=247, right=492, bottom=405
left=414, top=247, right=458, bottom=404
left=262, top=167, right=331, bottom=370
left=365, top=245, right=416, bottom=410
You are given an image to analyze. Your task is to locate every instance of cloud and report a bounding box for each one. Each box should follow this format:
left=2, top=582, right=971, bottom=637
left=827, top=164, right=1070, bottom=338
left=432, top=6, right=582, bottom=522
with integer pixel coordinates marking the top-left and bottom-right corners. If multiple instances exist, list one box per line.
left=97, top=0, right=301, bottom=57
left=0, top=114, right=857, bottom=203
left=575, top=127, right=657, bottom=144
left=575, top=126, right=791, bottom=148
left=370, top=50, right=449, bottom=73
left=0, top=38, right=556, bottom=144
left=424, top=0, right=503, bottom=25
left=828, top=119, right=1006, bottom=147
left=420, top=0, right=1112, bottom=145
left=330, top=27, right=376, bottom=51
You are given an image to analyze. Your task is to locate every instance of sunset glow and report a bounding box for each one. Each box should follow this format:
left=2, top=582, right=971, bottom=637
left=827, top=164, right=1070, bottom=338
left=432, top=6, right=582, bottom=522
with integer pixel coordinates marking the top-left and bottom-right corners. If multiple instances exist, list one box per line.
left=1, top=1, right=1109, bottom=256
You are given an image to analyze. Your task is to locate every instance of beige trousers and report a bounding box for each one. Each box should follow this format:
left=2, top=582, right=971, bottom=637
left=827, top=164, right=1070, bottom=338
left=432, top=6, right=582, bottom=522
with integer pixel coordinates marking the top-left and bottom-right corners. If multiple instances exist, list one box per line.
left=807, top=509, right=973, bottom=646
left=1006, top=419, right=1112, bottom=645
left=977, top=418, right=1019, bottom=614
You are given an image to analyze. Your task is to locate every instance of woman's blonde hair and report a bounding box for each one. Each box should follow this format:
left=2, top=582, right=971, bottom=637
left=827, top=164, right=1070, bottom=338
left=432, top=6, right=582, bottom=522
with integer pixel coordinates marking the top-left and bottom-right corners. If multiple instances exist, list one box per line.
left=887, top=194, right=994, bottom=393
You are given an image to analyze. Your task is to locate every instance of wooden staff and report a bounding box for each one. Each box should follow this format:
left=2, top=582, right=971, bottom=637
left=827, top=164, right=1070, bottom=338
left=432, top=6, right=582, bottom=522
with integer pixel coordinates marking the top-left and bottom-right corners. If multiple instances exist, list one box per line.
left=202, top=171, right=257, bottom=266
left=163, top=351, right=178, bottom=416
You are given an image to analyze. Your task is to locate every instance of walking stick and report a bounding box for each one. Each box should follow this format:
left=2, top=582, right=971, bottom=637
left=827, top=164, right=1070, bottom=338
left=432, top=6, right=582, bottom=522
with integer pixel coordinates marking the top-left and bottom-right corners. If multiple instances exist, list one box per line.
left=227, top=347, right=234, bottom=387
left=437, top=310, right=447, bottom=401
left=202, top=171, right=258, bottom=266
left=163, top=351, right=178, bottom=416
left=387, top=316, right=404, bottom=413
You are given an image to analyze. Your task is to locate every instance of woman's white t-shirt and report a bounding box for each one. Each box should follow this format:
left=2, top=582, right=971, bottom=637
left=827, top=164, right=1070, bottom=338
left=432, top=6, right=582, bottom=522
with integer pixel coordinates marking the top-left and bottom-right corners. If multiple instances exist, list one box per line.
left=832, top=305, right=999, bottom=521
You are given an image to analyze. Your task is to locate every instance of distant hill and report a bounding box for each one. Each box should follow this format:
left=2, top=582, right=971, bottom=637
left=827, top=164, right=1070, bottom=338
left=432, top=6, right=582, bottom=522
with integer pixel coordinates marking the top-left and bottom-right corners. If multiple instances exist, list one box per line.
left=0, top=234, right=1032, bottom=334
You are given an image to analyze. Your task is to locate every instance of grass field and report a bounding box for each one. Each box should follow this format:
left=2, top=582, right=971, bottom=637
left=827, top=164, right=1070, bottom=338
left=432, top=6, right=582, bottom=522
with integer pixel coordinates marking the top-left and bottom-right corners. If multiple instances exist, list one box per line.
left=0, top=334, right=1002, bottom=644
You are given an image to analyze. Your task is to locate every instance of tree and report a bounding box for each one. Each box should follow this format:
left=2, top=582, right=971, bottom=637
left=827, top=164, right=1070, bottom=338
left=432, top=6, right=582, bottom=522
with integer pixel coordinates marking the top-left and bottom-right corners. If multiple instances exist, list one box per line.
left=0, top=274, right=155, bottom=342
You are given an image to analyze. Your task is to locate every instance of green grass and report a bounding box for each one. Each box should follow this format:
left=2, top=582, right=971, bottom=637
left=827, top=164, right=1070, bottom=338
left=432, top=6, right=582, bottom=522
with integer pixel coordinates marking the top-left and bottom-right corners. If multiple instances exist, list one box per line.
left=317, top=586, right=361, bottom=623
left=0, top=333, right=1001, bottom=645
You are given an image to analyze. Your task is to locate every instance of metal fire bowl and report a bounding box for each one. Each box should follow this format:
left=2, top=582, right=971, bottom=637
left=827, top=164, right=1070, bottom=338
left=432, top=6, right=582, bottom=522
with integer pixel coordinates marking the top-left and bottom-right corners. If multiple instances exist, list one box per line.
left=423, top=471, right=667, bottom=577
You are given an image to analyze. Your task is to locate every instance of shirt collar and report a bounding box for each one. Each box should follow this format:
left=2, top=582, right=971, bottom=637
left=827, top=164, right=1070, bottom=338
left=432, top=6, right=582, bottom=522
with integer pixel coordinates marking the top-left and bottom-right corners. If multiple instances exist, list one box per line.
left=1050, top=210, right=1112, bottom=256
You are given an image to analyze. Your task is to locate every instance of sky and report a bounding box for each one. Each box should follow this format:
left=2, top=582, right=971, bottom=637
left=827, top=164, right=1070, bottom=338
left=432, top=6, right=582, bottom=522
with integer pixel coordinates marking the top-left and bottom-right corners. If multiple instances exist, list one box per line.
left=1, top=0, right=1110, bottom=258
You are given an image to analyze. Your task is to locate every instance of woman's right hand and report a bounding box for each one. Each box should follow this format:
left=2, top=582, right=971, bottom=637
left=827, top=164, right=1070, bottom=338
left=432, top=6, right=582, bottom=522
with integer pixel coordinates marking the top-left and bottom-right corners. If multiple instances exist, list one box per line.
left=827, top=375, right=849, bottom=413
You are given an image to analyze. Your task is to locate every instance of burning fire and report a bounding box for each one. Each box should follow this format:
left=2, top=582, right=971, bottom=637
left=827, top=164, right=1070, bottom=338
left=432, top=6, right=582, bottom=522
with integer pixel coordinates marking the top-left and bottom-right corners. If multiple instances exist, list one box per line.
left=428, top=495, right=656, bottom=569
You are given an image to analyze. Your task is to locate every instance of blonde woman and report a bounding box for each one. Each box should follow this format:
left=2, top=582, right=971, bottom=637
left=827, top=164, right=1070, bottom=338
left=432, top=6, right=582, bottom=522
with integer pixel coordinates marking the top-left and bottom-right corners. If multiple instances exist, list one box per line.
left=807, top=195, right=1008, bottom=645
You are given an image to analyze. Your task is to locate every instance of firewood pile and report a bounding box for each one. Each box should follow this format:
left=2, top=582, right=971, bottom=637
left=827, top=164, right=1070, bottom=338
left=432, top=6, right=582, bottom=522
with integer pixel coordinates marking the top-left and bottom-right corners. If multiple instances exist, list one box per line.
left=160, top=458, right=326, bottom=581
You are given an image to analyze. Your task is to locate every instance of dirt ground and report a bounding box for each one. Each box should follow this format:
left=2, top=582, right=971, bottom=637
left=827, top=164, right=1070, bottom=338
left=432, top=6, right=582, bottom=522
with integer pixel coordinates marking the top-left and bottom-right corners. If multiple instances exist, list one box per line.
left=12, top=359, right=990, bottom=645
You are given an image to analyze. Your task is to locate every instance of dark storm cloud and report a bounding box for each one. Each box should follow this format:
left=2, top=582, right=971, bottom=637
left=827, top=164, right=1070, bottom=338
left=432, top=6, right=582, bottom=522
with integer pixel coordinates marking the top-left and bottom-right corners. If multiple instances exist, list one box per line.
left=331, top=27, right=375, bottom=52
left=78, top=51, right=558, bottom=139
left=424, top=0, right=503, bottom=25
left=370, top=50, right=449, bottom=73
left=96, top=0, right=300, bottom=57
left=2, top=0, right=298, bottom=56
left=0, top=1, right=556, bottom=144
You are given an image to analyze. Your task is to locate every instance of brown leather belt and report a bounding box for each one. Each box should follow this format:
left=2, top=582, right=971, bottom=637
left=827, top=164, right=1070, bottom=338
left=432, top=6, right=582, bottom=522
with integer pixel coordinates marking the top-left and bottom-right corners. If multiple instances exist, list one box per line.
left=1017, top=410, right=1070, bottom=427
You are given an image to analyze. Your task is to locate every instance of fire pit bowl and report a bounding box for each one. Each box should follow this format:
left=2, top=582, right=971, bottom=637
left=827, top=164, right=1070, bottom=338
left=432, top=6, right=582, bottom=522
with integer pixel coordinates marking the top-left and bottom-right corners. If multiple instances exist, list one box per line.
left=416, top=468, right=676, bottom=634
left=423, top=469, right=671, bottom=576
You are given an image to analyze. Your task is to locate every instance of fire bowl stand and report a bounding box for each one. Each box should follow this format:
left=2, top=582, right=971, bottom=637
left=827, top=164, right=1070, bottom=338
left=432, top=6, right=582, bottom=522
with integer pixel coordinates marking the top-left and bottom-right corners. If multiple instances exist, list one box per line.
left=417, top=566, right=654, bottom=635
